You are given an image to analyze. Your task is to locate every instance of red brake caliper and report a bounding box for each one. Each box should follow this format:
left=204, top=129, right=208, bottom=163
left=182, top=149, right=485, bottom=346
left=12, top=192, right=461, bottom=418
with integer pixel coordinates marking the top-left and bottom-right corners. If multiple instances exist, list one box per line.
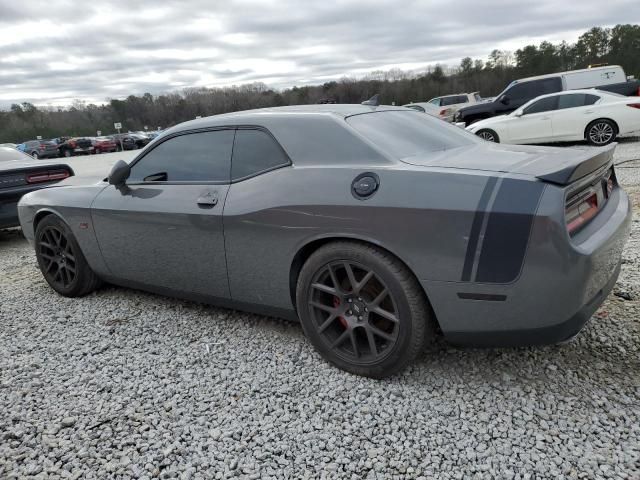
left=333, top=297, right=348, bottom=328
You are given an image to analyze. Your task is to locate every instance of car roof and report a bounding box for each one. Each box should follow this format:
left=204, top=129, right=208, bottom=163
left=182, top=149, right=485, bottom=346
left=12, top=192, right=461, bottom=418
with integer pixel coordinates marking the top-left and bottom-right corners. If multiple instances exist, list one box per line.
left=168, top=104, right=407, bottom=134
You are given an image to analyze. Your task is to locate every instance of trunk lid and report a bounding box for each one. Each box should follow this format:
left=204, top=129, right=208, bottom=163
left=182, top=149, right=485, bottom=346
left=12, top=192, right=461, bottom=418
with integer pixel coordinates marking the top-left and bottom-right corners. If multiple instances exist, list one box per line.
left=401, top=143, right=616, bottom=185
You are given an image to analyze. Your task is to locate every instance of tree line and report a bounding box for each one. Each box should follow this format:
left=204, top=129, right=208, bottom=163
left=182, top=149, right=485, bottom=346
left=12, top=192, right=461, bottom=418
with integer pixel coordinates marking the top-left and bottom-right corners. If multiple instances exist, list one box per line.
left=1, top=24, right=638, bottom=144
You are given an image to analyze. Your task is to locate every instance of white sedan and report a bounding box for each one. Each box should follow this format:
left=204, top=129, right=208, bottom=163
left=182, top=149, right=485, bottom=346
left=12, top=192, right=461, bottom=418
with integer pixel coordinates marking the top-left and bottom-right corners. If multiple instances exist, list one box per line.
left=467, top=90, right=640, bottom=146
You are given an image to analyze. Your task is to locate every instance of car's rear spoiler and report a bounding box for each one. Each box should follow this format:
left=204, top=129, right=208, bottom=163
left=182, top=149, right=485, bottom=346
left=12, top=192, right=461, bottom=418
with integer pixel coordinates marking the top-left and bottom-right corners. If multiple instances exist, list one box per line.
left=532, top=144, right=616, bottom=186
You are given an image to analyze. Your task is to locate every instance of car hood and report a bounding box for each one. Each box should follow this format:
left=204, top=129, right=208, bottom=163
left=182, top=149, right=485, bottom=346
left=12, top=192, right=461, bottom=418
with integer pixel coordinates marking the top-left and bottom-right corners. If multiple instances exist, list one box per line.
left=401, top=142, right=616, bottom=185
left=457, top=102, right=494, bottom=116
left=467, top=114, right=511, bottom=130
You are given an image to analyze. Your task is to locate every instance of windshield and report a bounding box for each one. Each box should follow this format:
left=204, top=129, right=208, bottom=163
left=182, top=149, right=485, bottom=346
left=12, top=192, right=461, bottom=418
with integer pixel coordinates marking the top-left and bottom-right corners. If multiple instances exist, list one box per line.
left=346, top=110, right=475, bottom=160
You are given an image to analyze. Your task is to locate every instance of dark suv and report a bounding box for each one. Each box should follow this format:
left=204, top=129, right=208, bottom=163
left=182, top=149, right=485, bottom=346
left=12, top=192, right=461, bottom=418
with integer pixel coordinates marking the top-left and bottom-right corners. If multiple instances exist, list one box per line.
left=22, top=140, right=60, bottom=159
left=455, top=77, right=562, bottom=126
left=57, top=137, right=93, bottom=157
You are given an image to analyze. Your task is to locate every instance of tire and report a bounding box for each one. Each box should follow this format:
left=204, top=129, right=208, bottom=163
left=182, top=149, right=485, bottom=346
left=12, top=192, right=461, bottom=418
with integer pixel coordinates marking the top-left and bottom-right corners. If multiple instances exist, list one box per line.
left=31, top=152, right=39, bottom=159
left=34, top=215, right=102, bottom=297
left=296, top=241, right=436, bottom=378
left=63, top=149, right=72, bottom=158
left=586, top=119, right=617, bottom=146
left=476, top=129, right=500, bottom=143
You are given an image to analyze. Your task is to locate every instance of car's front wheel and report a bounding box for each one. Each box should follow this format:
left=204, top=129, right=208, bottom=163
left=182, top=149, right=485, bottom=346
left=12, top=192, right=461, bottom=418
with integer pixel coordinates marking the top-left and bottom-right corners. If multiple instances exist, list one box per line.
left=31, top=152, right=39, bottom=159
left=586, top=119, right=617, bottom=146
left=476, top=129, right=500, bottom=143
left=296, top=241, right=435, bottom=378
left=35, top=215, right=102, bottom=297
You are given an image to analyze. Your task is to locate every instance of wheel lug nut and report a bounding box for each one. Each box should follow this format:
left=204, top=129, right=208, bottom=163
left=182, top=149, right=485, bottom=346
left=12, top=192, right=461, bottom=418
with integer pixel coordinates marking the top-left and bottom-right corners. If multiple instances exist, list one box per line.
left=347, top=310, right=352, bottom=315
left=348, top=298, right=352, bottom=303
left=358, top=316, right=363, bottom=321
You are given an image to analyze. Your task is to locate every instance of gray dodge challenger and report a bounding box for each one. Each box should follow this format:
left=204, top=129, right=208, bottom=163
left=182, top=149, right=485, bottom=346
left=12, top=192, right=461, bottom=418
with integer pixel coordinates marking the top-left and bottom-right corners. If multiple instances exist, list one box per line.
left=18, top=105, right=632, bottom=378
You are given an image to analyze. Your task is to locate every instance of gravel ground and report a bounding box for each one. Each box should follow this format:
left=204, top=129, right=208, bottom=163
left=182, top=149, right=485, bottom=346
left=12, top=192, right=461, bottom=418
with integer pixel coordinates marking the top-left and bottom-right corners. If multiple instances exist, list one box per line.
left=1, top=140, right=639, bottom=479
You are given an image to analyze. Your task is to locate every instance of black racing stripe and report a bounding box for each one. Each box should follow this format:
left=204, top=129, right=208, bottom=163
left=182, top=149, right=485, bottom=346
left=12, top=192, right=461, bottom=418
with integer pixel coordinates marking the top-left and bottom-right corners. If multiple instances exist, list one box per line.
left=475, top=179, right=545, bottom=284
left=461, top=176, right=498, bottom=281
left=457, top=292, right=507, bottom=301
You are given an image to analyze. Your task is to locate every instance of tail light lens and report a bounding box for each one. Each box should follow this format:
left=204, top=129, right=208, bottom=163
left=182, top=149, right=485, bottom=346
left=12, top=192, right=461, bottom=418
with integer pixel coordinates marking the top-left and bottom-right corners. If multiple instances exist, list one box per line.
left=566, top=193, right=599, bottom=235
left=627, top=103, right=640, bottom=109
left=26, top=169, right=71, bottom=184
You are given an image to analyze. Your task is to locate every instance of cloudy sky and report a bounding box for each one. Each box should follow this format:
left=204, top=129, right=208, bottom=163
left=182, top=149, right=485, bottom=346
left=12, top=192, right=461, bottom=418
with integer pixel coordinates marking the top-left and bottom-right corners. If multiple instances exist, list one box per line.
left=1, top=0, right=639, bottom=107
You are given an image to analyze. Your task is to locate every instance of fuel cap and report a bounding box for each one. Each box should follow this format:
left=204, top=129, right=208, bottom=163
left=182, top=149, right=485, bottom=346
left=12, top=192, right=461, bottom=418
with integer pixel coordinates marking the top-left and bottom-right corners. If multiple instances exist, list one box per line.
left=351, top=172, right=379, bottom=199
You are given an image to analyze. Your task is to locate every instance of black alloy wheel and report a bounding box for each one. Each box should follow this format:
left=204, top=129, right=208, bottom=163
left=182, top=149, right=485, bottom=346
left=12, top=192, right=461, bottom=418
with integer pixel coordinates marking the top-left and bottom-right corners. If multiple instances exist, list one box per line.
left=308, top=260, right=400, bottom=364
left=38, top=225, right=76, bottom=290
left=35, top=215, right=102, bottom=297
left=296, top=242, right=435, bottom=378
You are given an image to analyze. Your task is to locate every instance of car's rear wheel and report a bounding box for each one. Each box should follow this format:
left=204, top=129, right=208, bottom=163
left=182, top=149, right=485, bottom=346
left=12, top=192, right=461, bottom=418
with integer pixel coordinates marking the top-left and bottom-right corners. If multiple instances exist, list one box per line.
left=296, top=241, right=435, bottom=378
left=586, top=119, right=617, bottom=146
left=476, top=129, right=500, bottom=143
left=35, top=215, right=102, bottom=297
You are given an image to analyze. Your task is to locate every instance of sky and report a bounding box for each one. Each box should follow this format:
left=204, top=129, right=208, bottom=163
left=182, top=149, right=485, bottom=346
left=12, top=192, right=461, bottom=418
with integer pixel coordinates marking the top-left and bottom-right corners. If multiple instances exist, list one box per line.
left=1, top=0, right=639, bottom=107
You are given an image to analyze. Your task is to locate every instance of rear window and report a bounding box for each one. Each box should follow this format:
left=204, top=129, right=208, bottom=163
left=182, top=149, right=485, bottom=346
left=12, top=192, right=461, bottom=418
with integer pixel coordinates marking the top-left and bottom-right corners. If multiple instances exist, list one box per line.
left=346, top=110, right=474, bottom=159
left=558, top=93, right=600, bottom=109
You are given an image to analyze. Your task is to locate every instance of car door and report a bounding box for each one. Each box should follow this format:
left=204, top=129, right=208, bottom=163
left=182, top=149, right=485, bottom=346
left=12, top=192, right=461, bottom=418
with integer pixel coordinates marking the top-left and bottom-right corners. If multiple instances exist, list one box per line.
left=222, top=127, right=293, bottom=308
left=550, top=93, right=601, bottom=141
left=507, top=96, right=558, bottom=144
left=91, top=128, right=235, bottom=299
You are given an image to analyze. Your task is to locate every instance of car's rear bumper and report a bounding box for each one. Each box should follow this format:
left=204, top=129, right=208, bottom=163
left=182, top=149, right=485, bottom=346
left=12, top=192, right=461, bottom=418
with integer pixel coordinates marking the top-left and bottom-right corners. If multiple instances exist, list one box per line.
left=422, top=186, right=632, bottom=347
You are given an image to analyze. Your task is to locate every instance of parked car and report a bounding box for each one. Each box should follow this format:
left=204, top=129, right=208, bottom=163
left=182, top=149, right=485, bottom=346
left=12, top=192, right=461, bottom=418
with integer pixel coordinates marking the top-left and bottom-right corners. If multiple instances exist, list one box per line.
left=455, top=65, right=640, bottom=126
left=22, top=140, right=60, bottom=159
left=111, top=133, right=150, bottom=150
left=0, top=146, right=73, bottom=229
left=17, top=105, right=631, bottom=378
left=425, top=92, right=482, bottom=122
left=57, top=137, right=94, bottom=157
left=92, top=136, right=118, bottom=154
left=467, top=90, right=640, bottom=146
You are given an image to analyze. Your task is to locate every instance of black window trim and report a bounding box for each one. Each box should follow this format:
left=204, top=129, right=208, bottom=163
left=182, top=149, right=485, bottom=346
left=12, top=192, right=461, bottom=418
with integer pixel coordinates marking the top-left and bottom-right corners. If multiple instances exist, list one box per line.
left=124, top=125, right=292, bottom=186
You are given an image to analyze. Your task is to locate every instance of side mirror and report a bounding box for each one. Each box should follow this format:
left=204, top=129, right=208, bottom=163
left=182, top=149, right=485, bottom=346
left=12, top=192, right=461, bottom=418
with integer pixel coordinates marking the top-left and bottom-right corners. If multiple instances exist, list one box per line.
left=108, top=160, right=131, bottom=187
left=500, top=96, right=510, bottom=105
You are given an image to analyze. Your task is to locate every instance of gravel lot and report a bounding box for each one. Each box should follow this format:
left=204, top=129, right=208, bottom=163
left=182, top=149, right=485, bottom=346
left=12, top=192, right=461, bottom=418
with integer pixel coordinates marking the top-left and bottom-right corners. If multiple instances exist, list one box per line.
left=1, top=139, right=639, bottom=479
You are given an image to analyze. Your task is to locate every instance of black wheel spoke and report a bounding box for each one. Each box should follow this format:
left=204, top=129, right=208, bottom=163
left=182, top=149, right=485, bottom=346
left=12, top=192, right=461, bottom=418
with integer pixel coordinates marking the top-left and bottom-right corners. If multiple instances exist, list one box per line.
left=371, top=326, right=395, bottom=342
left=349, top=330, right=359, bottom=357
left=371, top=288, right=388, bottom=307
left=327, top=266, right=341, bottom=292
left=65, top=264, right=76, bottom=274
left=311, top=282, right=338, bottom=295
left=371, top=306, right=399, bottom=323
left=355, top=270, right=374, bottom=294
left=343, top=262, right=357, bottom=292
left=330, top=330, right=350, bottom=349
left=318, top=314, right=339, bottom=333
left=310, top=301, right=337, bottom=315
left=365, top=328, right=378, bottom=356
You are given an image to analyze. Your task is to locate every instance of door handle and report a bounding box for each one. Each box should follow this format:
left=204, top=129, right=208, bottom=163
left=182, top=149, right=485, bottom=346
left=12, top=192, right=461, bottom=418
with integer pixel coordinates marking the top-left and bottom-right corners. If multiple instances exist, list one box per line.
left=197, top=191, right=219, bottom=206
left=584, top=110, right=594, bottom=114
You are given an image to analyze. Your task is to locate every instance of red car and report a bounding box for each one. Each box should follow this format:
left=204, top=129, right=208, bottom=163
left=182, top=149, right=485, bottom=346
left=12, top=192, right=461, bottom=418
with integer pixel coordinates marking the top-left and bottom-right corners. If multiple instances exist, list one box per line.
left=92, top=137, right=117, bottom=154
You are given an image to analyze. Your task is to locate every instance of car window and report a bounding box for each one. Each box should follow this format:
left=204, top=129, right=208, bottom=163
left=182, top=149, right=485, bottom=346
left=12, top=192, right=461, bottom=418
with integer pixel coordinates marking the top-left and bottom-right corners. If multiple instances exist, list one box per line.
left=428, top=98, right=441, bottom=106
left=557, top=93, right=600, bottom=109
left=128, top=129, right=235, bottom=183
left=474, top=93, right=482, bottom=101
left=346, top=110, right=474, bottom=160
left=507, top=78, right=562, bottom=102
left=231, top=129, right=290, bottom=180
left=584, top=94, right=600, bottom=105
left=523, top=96, right=558, bottom=115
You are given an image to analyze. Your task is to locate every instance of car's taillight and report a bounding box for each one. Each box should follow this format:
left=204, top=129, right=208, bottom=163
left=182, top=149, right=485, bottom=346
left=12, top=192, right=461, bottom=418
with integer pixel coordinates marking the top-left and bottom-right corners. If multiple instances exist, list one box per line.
left=26, top=170, right=70, bottom=184
left=627, top=103, right=640, bottom=109
left=566, top=192, right=599, bottom=235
